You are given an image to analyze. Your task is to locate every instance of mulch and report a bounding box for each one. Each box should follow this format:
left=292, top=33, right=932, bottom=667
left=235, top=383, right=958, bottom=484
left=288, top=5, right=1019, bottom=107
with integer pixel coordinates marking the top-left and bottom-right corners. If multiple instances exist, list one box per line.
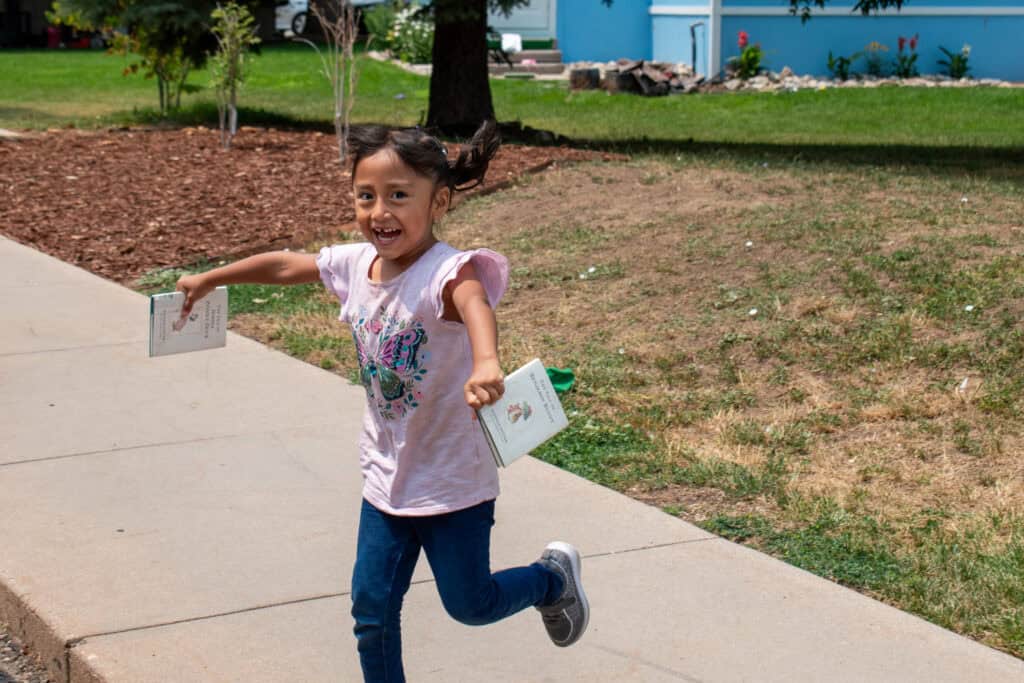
left=0, top=126, right=611, bottom=285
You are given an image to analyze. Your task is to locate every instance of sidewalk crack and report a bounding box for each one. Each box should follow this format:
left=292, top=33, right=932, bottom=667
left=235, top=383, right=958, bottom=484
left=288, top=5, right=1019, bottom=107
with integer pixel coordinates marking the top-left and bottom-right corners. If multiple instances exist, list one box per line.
left=0, top=424, right=340, bottom=468
left=0, top=341, right=144, bottom=358
left=583, top=536, right=719, bottom=560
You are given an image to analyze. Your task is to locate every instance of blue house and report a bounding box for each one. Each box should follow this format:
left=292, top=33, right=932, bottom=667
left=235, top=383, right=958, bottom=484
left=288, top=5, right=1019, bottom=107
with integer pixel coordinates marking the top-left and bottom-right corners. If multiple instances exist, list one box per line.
left=488, top=0, right=1024, bottom=81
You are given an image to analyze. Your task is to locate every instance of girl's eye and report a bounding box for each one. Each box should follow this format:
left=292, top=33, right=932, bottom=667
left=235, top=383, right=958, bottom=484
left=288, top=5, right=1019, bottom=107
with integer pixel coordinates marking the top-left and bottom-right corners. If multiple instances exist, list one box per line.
left=357, top=192, right=373, bottom=201
left=391, top=191, right=408, bottom=200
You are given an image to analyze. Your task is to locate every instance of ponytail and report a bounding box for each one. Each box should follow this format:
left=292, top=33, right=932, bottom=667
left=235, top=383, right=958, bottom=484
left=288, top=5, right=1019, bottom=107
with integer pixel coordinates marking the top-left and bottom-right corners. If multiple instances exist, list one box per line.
left=347, top=120, right=501, bottom=192
left=447, top=119, right=501, bottom=191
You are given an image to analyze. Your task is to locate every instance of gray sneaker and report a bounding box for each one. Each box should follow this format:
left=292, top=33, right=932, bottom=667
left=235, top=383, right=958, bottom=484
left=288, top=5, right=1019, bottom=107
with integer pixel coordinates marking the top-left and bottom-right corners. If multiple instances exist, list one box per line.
left=536, top=541, right=590, bottom=647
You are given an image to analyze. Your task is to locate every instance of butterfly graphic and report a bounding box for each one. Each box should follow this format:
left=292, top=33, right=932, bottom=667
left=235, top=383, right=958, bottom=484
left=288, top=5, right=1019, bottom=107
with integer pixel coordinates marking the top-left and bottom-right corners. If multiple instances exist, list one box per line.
left=353, top=325, right=428, bottom=402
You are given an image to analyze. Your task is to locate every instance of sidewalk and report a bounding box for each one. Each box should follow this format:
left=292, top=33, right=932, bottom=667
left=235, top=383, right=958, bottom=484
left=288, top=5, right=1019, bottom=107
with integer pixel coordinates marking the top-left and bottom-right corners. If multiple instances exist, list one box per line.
left=1, top=234, right=1021, bottom=683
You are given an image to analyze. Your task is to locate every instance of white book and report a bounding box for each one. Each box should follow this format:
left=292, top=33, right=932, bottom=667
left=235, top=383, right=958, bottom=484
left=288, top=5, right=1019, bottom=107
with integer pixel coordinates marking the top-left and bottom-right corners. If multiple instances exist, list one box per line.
left=149, top=287, right=228, bottom=357
left=477, top=359, right=569, bottom=468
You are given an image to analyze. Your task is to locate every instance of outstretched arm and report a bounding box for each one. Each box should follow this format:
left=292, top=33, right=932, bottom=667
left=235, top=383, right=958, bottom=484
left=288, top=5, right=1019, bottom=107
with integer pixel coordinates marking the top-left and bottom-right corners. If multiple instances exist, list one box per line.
left=444, top=261, right=504, bottom=409
left=176, top=251, right=319, bottom=318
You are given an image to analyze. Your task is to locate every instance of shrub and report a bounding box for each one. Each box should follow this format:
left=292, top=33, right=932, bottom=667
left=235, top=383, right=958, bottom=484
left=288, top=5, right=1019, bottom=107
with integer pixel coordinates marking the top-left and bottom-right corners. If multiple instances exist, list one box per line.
left=938, top=44, right=971, bottom=79
left=390, top=3, right=433, bottom=64
left=363, top=1, right=397, bottom=50
left=893, top=34, right=919, bottom=78
left=862, top=41, right=888, bottom=77
left=827, top=50, right=859, bottom=81
left=728, top=30, right=764, bottom=80
left=209, top=1, right=261, bottom=149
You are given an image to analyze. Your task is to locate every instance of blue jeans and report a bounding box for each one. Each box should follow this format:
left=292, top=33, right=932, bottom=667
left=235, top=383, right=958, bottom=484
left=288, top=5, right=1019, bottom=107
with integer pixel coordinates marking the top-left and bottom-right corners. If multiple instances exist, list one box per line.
left=351, top=498, right=564, bottom=683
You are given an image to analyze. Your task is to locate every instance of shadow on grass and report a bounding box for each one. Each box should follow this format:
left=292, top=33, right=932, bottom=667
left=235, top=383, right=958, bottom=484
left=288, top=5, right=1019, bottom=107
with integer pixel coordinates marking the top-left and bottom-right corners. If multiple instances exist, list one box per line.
left=112, top=102, right=327, bottom=131
left=0, top=105, right=63, bottom=127
left=115, top=104, right=1024, bottom=181
left=572, top=137, right=1024, bottom=179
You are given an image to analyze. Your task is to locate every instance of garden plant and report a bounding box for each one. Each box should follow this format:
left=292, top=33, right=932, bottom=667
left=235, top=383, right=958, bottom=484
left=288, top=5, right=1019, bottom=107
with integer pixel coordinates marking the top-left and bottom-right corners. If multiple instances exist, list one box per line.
left=862, top=41, right=888, bottom=77
left=292, top=0, right=360, bottom=164
left=729, top=31, right=765, bottom=79
left=827, top=50, right=859, bottom=81
left=938, top=44, right=972, bottom=79
left=893, top=34, right=919, bottom=78
left=209, top=1, right=261, bottom=149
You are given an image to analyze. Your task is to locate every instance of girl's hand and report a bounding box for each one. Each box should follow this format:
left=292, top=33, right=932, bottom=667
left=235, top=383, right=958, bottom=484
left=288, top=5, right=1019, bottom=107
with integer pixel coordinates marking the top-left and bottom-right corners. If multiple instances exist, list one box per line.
left=464, top=359, right=505, bottom=409
left=176, top=273, right=214, bottom=319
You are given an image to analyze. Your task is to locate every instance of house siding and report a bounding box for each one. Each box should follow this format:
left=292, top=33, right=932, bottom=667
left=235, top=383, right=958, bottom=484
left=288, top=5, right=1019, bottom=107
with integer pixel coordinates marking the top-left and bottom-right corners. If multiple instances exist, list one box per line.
left=715, top=1, right=1024, bottom=80
left=534, top=0, right=1024, bottom=80
left=651, top=14, right=709, bottom=73
left=557, top=0, right=653, bottom=62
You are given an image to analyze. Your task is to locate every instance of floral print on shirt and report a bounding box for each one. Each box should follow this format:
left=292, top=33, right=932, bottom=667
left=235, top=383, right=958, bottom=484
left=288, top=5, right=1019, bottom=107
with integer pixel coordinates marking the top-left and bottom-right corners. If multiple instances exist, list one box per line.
left=351, top=305, right=430, bottom=420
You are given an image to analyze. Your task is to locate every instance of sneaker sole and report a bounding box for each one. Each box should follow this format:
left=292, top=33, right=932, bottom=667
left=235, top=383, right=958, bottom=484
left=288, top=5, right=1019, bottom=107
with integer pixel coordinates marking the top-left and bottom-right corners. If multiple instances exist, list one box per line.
left=546, top=541, right=589, bottom=644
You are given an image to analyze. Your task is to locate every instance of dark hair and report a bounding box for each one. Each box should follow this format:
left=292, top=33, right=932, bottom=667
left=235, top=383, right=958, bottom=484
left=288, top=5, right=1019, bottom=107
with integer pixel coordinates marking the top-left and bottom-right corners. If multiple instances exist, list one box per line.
left=347, top=120, right=500, bottom=192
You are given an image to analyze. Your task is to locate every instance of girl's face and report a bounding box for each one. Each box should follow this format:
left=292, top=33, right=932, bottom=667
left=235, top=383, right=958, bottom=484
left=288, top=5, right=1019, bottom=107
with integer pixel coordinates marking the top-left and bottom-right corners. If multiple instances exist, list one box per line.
left=353, top=148, right=450, bottom=271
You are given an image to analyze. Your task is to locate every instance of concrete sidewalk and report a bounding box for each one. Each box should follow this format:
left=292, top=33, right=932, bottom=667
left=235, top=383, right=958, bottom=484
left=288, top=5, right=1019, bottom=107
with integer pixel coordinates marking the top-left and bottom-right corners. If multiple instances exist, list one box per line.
left=1, top=234, right=1021, bottom=683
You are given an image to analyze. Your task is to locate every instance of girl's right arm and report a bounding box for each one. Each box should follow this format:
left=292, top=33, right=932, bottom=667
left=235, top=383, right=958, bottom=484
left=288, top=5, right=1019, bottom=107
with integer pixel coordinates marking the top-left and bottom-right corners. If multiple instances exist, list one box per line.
left=175, top=251, right=320, bottom=317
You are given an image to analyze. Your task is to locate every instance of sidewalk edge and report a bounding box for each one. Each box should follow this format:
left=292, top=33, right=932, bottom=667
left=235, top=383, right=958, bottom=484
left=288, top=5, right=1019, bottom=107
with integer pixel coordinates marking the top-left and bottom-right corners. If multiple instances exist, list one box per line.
left=0, top=576, right=73, bottom=683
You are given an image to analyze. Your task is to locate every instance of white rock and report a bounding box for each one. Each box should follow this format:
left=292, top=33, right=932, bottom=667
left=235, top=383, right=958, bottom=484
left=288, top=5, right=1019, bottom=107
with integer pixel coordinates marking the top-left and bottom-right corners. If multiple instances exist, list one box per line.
left=724, top=78, right=743, bottom=91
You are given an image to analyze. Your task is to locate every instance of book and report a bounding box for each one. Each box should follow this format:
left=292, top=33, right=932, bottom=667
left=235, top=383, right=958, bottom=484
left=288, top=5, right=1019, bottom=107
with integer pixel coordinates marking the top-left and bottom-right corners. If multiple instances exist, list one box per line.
left=149, top=287, right=228, bottom=357
left=476, top=358, right=570, bottom=467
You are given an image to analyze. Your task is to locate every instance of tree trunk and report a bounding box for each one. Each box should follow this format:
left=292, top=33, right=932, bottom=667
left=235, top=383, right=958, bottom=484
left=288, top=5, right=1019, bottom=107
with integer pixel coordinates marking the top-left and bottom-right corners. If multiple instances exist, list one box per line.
left=427, top=0, right=494, bottom=136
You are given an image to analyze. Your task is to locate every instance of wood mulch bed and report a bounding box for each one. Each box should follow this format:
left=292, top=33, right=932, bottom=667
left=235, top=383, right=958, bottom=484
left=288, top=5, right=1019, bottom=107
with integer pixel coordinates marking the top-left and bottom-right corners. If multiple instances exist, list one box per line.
left=0, top=126, right=612, bottom=285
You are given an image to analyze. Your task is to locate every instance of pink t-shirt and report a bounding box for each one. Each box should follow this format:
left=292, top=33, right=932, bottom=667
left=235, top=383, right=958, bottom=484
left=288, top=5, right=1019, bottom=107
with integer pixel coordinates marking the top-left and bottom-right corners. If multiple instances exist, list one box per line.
left=317, top=241, right=509, bottom=516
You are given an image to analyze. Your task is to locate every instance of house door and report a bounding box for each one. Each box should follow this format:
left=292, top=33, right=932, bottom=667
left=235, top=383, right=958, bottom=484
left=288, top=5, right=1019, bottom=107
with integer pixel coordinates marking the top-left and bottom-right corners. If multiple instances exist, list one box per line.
left=487, top=0, right=556, bottom=40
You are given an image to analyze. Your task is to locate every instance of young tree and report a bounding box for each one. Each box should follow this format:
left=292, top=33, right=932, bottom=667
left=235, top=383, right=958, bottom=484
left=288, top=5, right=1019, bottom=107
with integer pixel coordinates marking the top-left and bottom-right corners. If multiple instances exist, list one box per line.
left=49, top=0, right=239, bottom=115
left=210, top=1, right=261, bottom=149
left=425, top=0, right=906, bottom=135
left=293, top=0, right=359, bottom=164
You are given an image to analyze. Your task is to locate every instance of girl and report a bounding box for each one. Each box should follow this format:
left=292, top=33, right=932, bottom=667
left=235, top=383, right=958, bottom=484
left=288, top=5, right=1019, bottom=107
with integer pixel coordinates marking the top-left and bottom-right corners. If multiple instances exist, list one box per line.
left=175, top=120, right=589, bottom=682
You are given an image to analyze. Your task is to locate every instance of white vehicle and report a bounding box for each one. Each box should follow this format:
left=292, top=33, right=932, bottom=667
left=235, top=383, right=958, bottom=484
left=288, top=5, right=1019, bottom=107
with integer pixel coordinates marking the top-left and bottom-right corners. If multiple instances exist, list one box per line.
left=275, top=0, right=385, bottom=35
left=275, top=0, right=309, bottom=34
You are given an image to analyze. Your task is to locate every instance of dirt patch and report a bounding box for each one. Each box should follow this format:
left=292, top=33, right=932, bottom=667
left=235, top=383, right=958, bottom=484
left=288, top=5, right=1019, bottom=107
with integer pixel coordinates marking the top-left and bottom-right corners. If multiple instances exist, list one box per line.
left=0, top=126, right=611, bottom=285
left=438, top=159, right=1024, bottom=527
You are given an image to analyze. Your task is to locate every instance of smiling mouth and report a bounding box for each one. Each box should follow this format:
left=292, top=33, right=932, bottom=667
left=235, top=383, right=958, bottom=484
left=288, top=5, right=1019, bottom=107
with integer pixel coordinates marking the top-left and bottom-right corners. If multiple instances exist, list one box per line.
left=373, top=227, right=402, bottom=244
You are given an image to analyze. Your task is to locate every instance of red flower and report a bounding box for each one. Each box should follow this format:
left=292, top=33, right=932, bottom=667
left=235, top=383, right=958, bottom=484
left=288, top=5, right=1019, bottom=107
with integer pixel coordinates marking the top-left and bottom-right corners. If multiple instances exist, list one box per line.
left=909, top=34, right=918, bottom=51
left=898, top=36, right=906, bottom=52
left=738, top=31, right=749, bottom=49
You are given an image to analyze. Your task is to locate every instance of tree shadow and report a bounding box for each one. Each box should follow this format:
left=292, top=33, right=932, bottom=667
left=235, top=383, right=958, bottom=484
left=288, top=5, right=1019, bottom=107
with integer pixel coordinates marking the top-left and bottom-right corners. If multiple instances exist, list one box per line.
left=97, top=106, right=1024, bottom=184
left=569, top=138, right=1024, bottom=181
left=0, top=106, right=61, bottom=127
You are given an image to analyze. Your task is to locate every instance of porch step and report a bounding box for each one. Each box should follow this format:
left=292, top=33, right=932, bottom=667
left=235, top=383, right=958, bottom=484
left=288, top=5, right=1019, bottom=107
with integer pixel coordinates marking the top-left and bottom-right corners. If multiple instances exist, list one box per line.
left=509, top=49, right=563, bottom=64
left=488, top=62, right=566, bottom=76
left=488, top=47, right=564, bottom=76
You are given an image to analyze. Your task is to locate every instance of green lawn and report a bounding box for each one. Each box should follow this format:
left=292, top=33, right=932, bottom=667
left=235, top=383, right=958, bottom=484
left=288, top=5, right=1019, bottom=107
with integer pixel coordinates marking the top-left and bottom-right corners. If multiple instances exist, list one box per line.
left=2, top=44, right=1023, bottom=152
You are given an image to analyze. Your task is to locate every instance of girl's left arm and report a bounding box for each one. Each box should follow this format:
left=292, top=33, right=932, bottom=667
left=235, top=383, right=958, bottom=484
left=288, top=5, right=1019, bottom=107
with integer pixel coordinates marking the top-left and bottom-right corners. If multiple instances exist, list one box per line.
left=445, top=261, right=505, bottom=409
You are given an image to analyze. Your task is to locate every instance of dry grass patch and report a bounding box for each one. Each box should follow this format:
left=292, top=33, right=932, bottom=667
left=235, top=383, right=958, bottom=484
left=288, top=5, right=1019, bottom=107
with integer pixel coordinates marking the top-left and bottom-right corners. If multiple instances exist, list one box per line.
left=438, top=158, right=1024, bottom=529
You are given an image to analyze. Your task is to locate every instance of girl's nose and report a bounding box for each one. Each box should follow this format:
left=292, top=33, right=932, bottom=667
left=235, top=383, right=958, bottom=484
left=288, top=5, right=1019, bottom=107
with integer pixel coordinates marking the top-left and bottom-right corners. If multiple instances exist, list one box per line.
left=371, top=201, right=390, bottom=220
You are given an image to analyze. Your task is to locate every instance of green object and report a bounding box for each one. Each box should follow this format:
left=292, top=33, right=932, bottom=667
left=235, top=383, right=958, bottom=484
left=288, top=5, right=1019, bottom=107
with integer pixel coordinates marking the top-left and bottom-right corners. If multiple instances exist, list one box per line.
left=487, top=38, right=555, bottom=50
left=504, top=72, right=536, bottom=80
left=546, top=367, right=575, bottom=394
